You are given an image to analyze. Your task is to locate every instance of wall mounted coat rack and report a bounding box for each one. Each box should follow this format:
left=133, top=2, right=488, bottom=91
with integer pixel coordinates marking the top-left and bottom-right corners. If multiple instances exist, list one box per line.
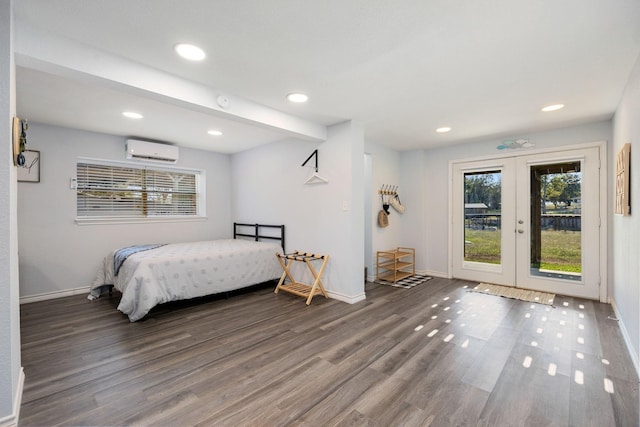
left=379, top=185, right=396, bottom=214
left=379, top=184, right=398, bottom=197
left=302, top=149, right=329, bottom=184
left=379, top=184, right=404, bottom=214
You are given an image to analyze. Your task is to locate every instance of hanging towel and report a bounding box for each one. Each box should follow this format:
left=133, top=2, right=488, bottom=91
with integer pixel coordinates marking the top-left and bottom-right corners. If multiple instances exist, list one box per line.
left=390, top=195, right=405, bottom=214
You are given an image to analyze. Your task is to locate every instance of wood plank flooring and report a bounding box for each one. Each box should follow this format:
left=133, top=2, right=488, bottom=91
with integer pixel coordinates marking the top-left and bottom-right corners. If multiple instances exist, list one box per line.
left=19, top=278, right=639, bottom=426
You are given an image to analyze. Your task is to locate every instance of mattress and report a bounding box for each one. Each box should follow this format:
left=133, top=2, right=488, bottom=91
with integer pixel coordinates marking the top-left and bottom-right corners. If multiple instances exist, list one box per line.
left=90, top=239, right=283, bottom=321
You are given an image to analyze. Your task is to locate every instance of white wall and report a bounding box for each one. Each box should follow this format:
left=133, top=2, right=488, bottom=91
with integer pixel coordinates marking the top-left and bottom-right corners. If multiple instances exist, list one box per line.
left=364, top=142, right=402, bottom=277
left=401, top=120, right=613, bottom=278
left=0, top=0, right=22, bottom=424
left=232, top=120, right=365, bottom=302
left=612, top=53, right=640, bottom=368
left=364, top=153, right=372, bottom=279
left=398, top=150, right=430, bottom=275
left=18, top=123, right=233, bottom=299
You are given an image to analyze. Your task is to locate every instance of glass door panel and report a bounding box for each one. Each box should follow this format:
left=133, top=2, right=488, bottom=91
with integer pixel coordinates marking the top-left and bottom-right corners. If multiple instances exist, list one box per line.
left=452, top=160, right=515, bottom=286
left=529, top=161, right=582, bottom=281
left=464, top=171, right=502, bottom=265
left=515, top=147, right=601, bottom=299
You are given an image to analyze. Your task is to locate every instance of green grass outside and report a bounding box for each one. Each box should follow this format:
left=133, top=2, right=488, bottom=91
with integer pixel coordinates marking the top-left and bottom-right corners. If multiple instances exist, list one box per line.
left=464, top=229, right=581, bottom=273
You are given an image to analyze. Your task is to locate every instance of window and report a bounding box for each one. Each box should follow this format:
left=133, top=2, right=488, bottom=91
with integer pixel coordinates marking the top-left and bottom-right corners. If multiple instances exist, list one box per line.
left=76, top=158, right=205, bottom=222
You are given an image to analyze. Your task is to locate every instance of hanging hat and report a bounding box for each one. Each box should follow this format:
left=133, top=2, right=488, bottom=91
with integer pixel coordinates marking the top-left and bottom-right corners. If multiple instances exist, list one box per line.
left=378, top=209, right=389, bottom=227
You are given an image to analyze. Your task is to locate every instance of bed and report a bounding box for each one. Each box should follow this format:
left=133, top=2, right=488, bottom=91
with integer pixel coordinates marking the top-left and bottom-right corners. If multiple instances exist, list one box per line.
left=88, top=223, right=285, bottom=321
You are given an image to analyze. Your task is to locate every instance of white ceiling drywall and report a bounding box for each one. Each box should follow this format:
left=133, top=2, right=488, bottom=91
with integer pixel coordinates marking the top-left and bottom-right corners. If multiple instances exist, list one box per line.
left=13, top=0, right=640, bottom=153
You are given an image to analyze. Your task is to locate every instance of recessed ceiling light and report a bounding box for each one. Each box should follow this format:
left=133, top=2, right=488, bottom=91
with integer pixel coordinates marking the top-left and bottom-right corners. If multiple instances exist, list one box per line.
left=287, top=93, right=308, bottom=103
left=174, top=43, right=206, bottom=61
left=436, top=127, right=452, bottom=133
left=541, top=104, right=564, bottom=112
left=207, top=130, right=223, bottom=136
left=122, top=111, right=143, bottom=119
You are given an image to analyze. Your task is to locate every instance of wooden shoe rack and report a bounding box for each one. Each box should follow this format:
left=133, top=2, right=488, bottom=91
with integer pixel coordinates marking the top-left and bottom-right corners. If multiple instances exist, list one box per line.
left=376, top=247, right=415, bottom=283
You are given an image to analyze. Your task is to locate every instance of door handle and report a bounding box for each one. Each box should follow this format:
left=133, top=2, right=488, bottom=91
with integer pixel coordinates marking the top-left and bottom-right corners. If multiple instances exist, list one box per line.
left=517, top=229, right=524, bottom=234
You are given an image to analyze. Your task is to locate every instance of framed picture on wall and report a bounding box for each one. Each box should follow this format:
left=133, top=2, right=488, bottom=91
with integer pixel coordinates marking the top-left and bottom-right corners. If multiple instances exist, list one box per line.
left=17, top=150, right=40, bottom=183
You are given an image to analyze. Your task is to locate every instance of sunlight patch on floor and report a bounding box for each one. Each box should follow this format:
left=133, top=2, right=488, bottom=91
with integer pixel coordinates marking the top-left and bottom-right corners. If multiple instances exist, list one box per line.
left=604, top=378, right=615, bottom=394
left=457, top=284, right=624, bottom=408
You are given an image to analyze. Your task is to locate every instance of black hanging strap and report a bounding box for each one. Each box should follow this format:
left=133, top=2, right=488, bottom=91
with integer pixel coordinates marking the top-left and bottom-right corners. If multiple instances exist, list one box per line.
left=301, top=149, right=318, bottom=172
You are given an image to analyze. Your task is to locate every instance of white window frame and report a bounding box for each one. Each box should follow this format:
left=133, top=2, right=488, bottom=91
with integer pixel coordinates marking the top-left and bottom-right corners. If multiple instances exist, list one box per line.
left=75, top=157, right=206, bottom=225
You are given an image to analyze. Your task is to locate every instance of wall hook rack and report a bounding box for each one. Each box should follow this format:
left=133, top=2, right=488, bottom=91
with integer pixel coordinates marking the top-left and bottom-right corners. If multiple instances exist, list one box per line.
left=378, top=184, right=398, bottom=196
left=379, top=184, right=399, bottom=214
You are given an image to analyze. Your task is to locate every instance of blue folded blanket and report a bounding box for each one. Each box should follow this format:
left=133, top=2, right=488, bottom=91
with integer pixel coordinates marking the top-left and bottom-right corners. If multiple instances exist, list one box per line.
left=114, top=244, right=165, bottom=276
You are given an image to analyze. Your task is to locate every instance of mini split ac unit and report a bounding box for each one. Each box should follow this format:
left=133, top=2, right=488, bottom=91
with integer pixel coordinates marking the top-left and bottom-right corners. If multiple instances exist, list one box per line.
left=126, top=139, right=179, bottom=164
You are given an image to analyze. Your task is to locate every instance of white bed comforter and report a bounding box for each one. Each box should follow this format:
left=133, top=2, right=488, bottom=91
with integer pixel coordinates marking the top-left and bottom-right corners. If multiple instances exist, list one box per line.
left=90, top=239, right=283, bottom=321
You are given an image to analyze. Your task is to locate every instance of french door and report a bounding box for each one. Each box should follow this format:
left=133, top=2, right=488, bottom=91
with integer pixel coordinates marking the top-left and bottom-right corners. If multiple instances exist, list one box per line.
left=452, top=146, right=602, bottom=299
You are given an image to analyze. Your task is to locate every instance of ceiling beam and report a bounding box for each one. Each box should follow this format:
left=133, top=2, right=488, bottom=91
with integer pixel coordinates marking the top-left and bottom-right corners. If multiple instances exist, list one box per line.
left=14, top=24, right=327, bottom=142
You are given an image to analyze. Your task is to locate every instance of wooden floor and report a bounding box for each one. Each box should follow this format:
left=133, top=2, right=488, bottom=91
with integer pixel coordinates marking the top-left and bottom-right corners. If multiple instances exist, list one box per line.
left=19, top=278, right=638, bottom=426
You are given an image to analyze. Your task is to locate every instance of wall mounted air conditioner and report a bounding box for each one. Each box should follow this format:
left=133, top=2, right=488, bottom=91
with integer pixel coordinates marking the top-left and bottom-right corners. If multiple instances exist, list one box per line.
left=126, top=139, right=179, bottom=164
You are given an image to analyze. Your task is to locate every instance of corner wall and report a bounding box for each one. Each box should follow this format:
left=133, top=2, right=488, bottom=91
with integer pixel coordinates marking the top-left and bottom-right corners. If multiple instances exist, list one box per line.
left=0, top=0, right=23, bottom=424
left=612, top=53, right=640, bottom=370
left=232, top=121, right=365, bottom=302
left=364, top=142, right=402, bottom=276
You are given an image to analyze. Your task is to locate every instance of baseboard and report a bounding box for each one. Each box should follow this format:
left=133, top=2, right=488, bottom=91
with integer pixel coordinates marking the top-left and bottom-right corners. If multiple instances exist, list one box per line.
left=20, top=286, right=90, bottom=304
left=423, top=269, right=450, bottom=279
left=610, top=298, right=640, bottom=379
left=0, top=367, right=24, bottom=427
left=327, top=290, right=366, bottom=304
left=23, top=284, right=366, bottom=305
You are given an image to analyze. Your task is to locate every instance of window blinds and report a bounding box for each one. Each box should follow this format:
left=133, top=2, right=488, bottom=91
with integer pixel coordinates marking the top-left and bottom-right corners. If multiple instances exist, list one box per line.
left=77, top=161, right=198, bottom=218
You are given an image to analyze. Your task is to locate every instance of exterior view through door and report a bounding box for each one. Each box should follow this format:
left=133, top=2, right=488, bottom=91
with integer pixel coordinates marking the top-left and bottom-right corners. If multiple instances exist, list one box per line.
left=452, top=145, right=604, bottom=300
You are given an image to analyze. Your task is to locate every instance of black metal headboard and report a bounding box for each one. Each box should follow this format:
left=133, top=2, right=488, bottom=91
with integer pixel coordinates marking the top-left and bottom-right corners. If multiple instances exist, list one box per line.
left=233, top=222, right=285, bottom=253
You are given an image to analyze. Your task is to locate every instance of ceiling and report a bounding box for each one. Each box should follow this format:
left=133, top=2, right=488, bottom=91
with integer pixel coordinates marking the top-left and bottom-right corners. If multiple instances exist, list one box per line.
left=13, top=0, right=640, bottom=154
